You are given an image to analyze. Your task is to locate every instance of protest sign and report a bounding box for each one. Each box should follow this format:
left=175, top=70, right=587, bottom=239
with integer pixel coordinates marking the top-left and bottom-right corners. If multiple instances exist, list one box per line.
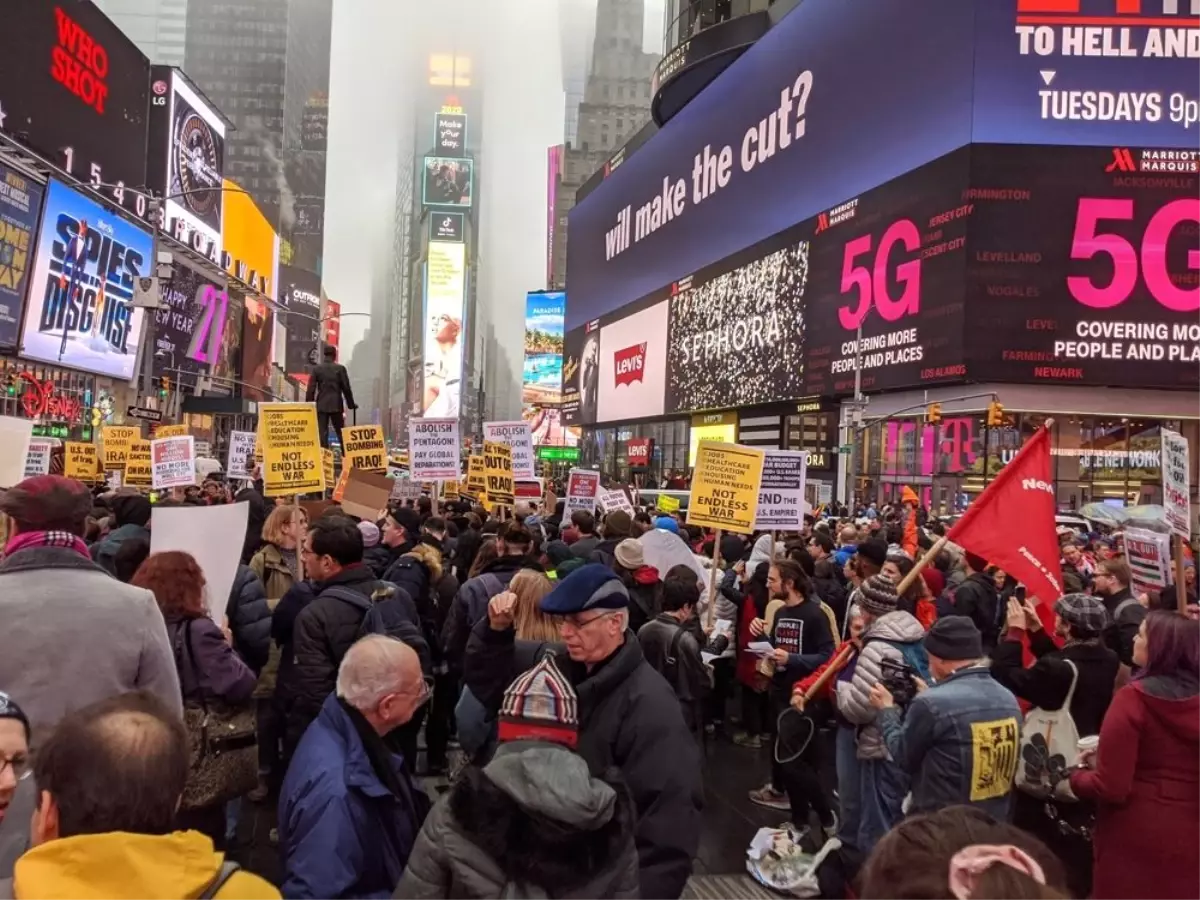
left=24, top=439, right=53, bottom=479
left=483, top=440, right=515, bottom=507
left=1125, top=526, right=1171, bottom=597
left=63, top=442, right=99, bottom=482
left=151, top=502, right=249, bottom=620
left=101, top=425, right=140, bottom=471
left=0, top=416, right=34, bottom=487
left=753, top=449, right=808, bottom=530
left=341, top=469, right=394, bottom=521
left=656, top=494, right=681, bottom=514
left=1162, top=429, right=1191, bottom=539
left=331, top=464, right=352, bottom=502
left=467, top=454, right=486, bottom=495
left=442, top=480, right=461, bottom=500
left=566, top=468, right=600, bottom=512
left=341, top=425, right=387, bottom=472
left=260, top=403, right=324, bottom=497
left=322, top=448, right=335, bottom=488
left=687, top=441, right=764, bottom=535
left=410, top=418, right=460, bottom=480
left=106, top=470, right=123, bottom=490
left=151, top=435, right=196, bottom=489
left=599, top=488, right=635, bottom=515
left=124, top=440, right=153, bottom=487
left=483, top=421, right=535, bottom=480
left=154, top=424, right=189, bottom=439
left=227, top=431, right=257, bottom=480
left=389, top=475, right=424, bottom=503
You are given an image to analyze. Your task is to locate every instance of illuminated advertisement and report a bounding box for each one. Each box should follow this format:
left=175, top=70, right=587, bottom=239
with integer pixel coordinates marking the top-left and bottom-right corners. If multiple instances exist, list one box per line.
left=560, top=319, right=599, bottom=426
left=523, top=290, right=565, bottom=405
left=524, top=406, right=579, bottom=447
left=435, top=112, right=467, bottom=156
left=429, top=212, right=464, bottom=242
left=323, top=298, right=341, bottom=355
left=221, top=178, right=279, bottom=300
left=689, top=416, right=738, bottom=467
left=423, top=242, right=465, bottom=415
left=154, top=262, right=227, bottom=388
left=0, top=163, right=45, bottom=350
left=596, top=300, right=669, bottom=424
left=20, top=179, right=151, bottom=380
left=422, top=157, right=474, bottom=208
left=241, top=296, right=274, bottom=401
left=279, top=264, right=321, bottom=379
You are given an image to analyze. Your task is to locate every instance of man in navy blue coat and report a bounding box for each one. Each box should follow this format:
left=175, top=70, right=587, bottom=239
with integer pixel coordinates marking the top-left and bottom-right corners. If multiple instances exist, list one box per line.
left=278, top=635, right=431, bottom=898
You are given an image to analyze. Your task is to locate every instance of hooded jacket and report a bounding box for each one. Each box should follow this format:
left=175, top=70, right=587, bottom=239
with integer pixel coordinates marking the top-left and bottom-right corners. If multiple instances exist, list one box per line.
left=90, top=523, right=150, bottom=577
left=4, top=831, right=278, bottom=899
left=1069, top=677, right=1199, bottom=900
left=836, top=610, right=926, bottom=759
left=394, top=742, right=640, bottom=899
left=383, top=542, right=444, bottom=633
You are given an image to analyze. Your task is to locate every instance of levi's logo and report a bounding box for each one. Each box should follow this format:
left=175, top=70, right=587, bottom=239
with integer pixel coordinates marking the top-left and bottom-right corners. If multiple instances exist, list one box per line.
left=1105, top=148, right=1137, bottom=172
left=613, top=343, right=647, bottom=387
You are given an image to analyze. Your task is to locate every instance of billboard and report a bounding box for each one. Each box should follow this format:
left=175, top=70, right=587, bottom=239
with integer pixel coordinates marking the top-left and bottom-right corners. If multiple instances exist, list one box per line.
left=301, top=92, right=329, bottom=152
left=278, top=264, right=321, bottom=378
left=241, top=296, right=275, bottom=401
left=434, top=112, right=467, bottom=155
left=522, top=290, right=565, bottom=406
left=0, top=1, right=151, bottom=216
left=422, top=157, right=474, bottom=207
left=429, top=211, right=464, bottom=242
left=20, top=178, right=150, bottom=380
left=154, top=262, right=227, bottom=388
left=221, top=178, right=279, bottom=300
left=0, top=163, right=45, bottom=350
left=323, top=298, right=340, bottom=355
left=561, top=319, right=599, bottom=426
left=596, top=300, right=669, bottom=424
left=423, top=241, right=465, bottom=416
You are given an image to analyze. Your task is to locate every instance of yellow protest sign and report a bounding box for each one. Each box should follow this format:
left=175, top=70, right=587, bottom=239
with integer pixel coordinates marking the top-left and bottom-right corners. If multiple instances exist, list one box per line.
left=260, top=403, right=324, bottom=497
left=322, top=448, right=335, bottom=487
left=657, top=494, right=681, bottom=513
left=101, top=425, right=140, bottom=470
left=442, top=480, right=460, bottom=500
left=124, top=441, right=153, bottom=487
left=155, top=424, right=189, bottom=439
left=341, top=425, right=386, bottom=472
left=483, top=441, right=514, bottom=507
left=64, top=442, right=99, bottom=482
left=466, top=455, right=486, bottom=495
left=686, top=441, right=765, bottom=535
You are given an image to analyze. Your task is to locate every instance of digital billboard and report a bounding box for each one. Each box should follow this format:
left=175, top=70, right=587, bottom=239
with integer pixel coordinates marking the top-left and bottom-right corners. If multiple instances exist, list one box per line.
left=0, top=163, right=45, bottom=350
left=422, top=157, right=474, bottom=208
left=523, top=291, right=565, bottom=406
left=596, top=300, right=669, bottom=424
left=429, top=211, right=464, bottom=242
left=0, top=1, right=151, bottom=216
left=561, top=319, right=599, bottom=426
left=435, top=112, right=467, bottom=156
left=241, top=296, right=274, bottom=401
left=221, top=178, right=280, bottom=300
left=423, top=241, right=465, bottom=416
left=21, top=178, right=150, bottom=380
left=154, top=262, right=226, bottom=388
left=278, top=264, right=321, bottom=379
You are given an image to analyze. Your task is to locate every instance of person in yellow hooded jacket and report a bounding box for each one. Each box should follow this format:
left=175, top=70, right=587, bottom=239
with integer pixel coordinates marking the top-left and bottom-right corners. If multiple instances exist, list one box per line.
left=0, top=692, right=277, bottom=900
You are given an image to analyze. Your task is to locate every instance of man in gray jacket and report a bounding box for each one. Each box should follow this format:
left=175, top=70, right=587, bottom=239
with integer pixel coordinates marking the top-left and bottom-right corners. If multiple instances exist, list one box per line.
left=835, top=573, right=927, bottom=853
left=0, top=475, right=181, bottom=876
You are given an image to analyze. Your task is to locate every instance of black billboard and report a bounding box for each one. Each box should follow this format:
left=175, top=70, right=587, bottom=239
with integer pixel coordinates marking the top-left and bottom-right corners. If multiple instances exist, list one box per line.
left=434, top=112, right=466, bottom=156
left=0, top=1, right=150, bottom=214
left=422, top=157, right=473, bottom=208
left=279, top=264, right=321, bottom=378
left=429, top=211, right=464, bottom=242
left=153, top=262, right=225, bottom=389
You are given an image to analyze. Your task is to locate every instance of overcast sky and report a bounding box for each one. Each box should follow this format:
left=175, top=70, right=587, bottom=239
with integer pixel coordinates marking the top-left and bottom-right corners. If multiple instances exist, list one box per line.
left=323, top=0, right=665, bottom=373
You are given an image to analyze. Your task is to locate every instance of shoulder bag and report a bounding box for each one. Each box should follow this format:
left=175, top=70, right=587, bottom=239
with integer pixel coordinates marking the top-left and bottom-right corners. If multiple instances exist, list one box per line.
left=1016, top=658, right=1080, bottom=801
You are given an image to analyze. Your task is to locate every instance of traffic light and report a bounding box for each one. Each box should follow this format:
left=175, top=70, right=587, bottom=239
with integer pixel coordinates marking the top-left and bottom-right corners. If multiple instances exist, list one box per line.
left=158, top=375, right=171, bottom=398
left=925, top=402, right=942, bottom=425
left=3, top=371, right=17, bottom=396
left=987, top=401, right=1004, bottom=427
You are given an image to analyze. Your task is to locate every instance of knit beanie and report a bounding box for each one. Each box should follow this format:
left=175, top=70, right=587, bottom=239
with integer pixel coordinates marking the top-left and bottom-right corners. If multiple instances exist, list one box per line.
left=858, top=573, right=899, bottom=616
left=498, top=656, right=578, bottom=748
left=925, top=615, right=983, bottom=661
left=0, top=691, right=30, bottom=740
left=357, top=521, right=381, bottom=548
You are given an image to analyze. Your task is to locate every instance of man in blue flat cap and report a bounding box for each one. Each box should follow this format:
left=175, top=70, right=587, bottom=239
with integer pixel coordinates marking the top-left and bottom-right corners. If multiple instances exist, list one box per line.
left=463, top=563, right=703, bottom=900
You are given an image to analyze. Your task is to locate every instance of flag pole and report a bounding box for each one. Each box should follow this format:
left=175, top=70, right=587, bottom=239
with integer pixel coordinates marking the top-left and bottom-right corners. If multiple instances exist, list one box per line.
left=706, top=529, right=724, bottom=631
left=1175, top=537, right=1188, bottom=615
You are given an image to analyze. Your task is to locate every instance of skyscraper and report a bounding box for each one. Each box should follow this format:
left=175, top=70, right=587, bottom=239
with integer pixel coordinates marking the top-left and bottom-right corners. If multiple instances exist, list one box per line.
left=95, top=0, right=189, bottom=66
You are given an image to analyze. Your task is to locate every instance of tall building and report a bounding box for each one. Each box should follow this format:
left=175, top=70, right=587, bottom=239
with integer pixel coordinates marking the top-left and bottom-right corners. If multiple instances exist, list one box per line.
left=95, top=0, right=189, bottom=66
left=548, top=0, right=659, bottom=289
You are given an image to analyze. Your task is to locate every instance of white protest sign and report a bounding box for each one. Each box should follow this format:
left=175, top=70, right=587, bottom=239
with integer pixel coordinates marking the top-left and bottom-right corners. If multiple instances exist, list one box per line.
left=0, top=416, right=34, bottom=488
left=227, top=430, right=257, bottom=480
left=23, top=439, right=53, bottom=478
left=1162, top=429, right=1191, bottom=539
left=483, top=420, right=535, bottom=480
left=151, top=435, right=197, bottom=489
left=151, top=501, right=249, bottom=621
left=566, top=468, right=601, bottom=512
left=753, top=449, right=808, bottom=530
left=389, top=475, right=425, bottom=502
left=1125, top=526, right=1171, bottom=597
left=599, top=488, right=634, bottom=515
left=410, top=417, right=461, bottom=480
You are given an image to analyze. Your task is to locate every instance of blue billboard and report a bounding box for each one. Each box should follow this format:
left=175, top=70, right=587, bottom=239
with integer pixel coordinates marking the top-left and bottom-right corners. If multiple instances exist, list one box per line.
left=523, top=290, right=565, bottom=405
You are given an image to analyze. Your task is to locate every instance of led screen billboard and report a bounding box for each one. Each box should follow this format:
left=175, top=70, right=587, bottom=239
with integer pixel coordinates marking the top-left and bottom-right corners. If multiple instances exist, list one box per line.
left=153, top=262, right=226, bottom=388
left=279, top=264, right=321, bottom=380
left=424, top=241, right=465, bottom=415
left=422, top=157, right=474, bottom=208
left=523, top=291, right=565, bottom=406
left=0, top=163, right=44, bottom=351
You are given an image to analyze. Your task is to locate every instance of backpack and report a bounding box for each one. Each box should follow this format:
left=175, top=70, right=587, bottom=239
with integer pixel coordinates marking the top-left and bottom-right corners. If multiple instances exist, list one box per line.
left=1015, top=659, right=1080, bottom=802
left=324, top=583, right=433, bottom=675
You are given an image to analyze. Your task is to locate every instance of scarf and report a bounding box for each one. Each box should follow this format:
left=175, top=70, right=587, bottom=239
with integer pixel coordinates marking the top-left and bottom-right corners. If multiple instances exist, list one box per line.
left=5, top=530, right=92, bottom=560
left=338, top=697, right=410, bottom=801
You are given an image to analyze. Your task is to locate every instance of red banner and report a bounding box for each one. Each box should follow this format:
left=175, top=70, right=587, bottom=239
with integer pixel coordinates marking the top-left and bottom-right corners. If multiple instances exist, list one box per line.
left=948, top=425, right=1062, bottom=630
left=627, top=437, right=652, bottom=467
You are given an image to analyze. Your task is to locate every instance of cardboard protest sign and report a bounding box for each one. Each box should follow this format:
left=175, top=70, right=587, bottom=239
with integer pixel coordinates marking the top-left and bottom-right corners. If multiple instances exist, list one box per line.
left=101, top=425, right=140, bottom=471
left=123, top=441, right=153, bottom=487
left=483, top=421, right=535, bottom=480
left=322, top=448, right=335, bottom=488
left=1162, top=429, right=1191, bottom=539
left=63, top=442, right=99, bottom=482
left=151, top=502, right=248, bottom=620
left=227, top=430, right=257, bottom=479
left=0, top=416, right=34, bottom=487
left=410, top=418, right=460, bottom=481
left=260, top=403, right=325, bottom=497
left=599, top=488, right=634, bottom=515
left=331, top=464, right=352, bottom=502
left=151, top=435, right=196, bottom=489
left=656, top=494, right=680, bottom=513
left=566, top=468, right=600, bottom=512
left=341, top=425, right=387, bottom=472
left=753, top=449, right=808, bottom=530
left=467, top=455, right=486, bottom=495
left=389, top=476, right=424, bottom=503
left=483, top=440, right=515, bottom=507
left=442, top=480, right=461, bottom=500
left=24, top=438, right=53, bottom=479
left=341, top=469, right=393, bottom=521
left=687, top=441, right=765, bottom=535
left=1126, top=526, right=1171, bottom=597
left=154, top=423, right=189, bottom=439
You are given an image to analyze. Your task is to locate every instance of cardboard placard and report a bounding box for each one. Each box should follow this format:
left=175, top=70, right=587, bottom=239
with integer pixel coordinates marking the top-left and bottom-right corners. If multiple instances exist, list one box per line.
left=151, top=435, right=196, bottom=489
left=23, top=438, right=53, bottom=479
left=566, top=468, right=600, bottom=512
left=483, top=421, right=535, bottom=480
left=123, top=440, right=153, bottom=487
left=753, top=449, right=808, bottom=530
left=260, top=402, right=325, bottom=497
left=1126, top=526, right=1171, bottom=596
left=151, top=502, right=249, bottom=620
left=322, top=447, right=335, bottom=488
left=410, top=417, right=460, bottom=481
left=227, top=430, right=257, bottom=479
left=341, top=425, right=387, bottom=472
left=101, top=425, right=140, bottom=471
left=0, top=416, right=35, bottom=487
left=687, top=441, right=765, bottom=535
left=63, top=441, right=99, bottom=482
left=599, top=488, right=634, bottom=515
left=467, top=454, right=486, bottom=494
left=483, top=440, right=514, bottom=507
left=341, top=469, right=394, bottom=521
left=331, top=464, right=352, bottom=502
left=1162, top=429, right=1191, bottom=539
left=155, top=423, right=189, bottom=439
left=656, top=494, right=680, bottom=513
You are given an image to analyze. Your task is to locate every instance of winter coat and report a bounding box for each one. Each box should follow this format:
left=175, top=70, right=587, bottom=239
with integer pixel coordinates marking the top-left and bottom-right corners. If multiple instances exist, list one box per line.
left=280, top=694, right=429, bottom=899
left=942, top=571, right=1000, bottom=650
left=5, top=831, right=278, bottom=899
left=991, top=629, right=1119, bottom=738
left=89, top=522, right=150, bottom=576
left=384, top=542, right=444, bottom=634
left=812, top=574, right=848, bottom=634
left=569, top=534, right=601, bottom=559
left=249, top=543, right=297, bottom=697
left=836, top=611, right=926, bottom=759
left=621, top=566, right=660, bottom=635
left=237, top=487, right=269, bottom=565
left=1069, top=677, right=1199, bottom=900
left=464, top=628, right=703, bottom=899
left=224, top=565, right=273, bottom=674
left=442, top=555, right=535, bottom=669
left=305, top=360, right=356, bottom=413
left=395, top=742, right=640, bottom=900
left=363, top=544, right=396, bottom=578
left=167, top=616, right=257, bottom=706
left=272, top=579, right=317, bottom=711
left=1101, top=586, right=1145, bottom=667
left=638, top=614, right=710, bottom=739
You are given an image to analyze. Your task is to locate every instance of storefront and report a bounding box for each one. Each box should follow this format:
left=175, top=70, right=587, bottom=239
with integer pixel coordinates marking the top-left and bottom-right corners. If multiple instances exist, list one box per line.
left=580, top=418, right=690, bottom=486
left=0, top=359, right=102, bottom=442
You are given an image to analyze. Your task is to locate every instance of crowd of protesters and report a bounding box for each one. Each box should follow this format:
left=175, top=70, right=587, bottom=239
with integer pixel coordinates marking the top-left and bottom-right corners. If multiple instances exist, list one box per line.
left=0, top=469, right=1195, bottom=900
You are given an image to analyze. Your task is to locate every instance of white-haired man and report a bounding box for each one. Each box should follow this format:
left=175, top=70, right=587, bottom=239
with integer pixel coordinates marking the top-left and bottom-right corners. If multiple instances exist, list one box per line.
left=279, top=636, right=430, bottom=899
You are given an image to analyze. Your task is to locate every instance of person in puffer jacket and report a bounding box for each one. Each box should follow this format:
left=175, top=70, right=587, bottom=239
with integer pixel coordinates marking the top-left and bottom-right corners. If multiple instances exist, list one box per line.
left=225, top=565, right=273, bottom=675
left=395, top=656, right=640, bottom=899
left=835, top=573, right=926, bottom=855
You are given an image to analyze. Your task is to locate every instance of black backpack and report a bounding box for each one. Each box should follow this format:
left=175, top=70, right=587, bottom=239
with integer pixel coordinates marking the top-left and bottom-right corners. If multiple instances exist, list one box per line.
left=324, top=583, right=433, bottom=675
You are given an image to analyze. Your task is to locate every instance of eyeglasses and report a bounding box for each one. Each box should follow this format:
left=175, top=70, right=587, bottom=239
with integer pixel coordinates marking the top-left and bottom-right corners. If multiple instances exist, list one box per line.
left=560, top=611, right=617, bottom=632
left=0, top=756, right=31, bottom=782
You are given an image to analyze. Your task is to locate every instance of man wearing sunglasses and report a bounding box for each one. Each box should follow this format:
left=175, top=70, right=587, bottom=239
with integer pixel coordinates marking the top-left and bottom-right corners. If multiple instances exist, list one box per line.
left=467, top=563, right=703, bottom=900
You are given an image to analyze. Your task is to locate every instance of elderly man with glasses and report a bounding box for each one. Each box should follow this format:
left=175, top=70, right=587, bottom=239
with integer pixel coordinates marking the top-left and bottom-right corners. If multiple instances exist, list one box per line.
left=464, top=563, right=703, bottom=900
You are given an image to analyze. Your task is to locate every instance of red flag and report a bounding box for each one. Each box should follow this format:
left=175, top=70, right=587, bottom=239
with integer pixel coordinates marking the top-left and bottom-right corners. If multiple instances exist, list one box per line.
left=947, top=425, right=1062, bottom=633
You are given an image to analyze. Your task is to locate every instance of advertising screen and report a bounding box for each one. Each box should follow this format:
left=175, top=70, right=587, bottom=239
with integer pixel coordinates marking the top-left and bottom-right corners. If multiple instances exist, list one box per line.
left=323, top=298, right=340, bottom=355
left=667, top=236, right=808, bottom=413
left=596, top=300, right=669, bottom=424
left=423, top=242, right=465, bottom=416
left=154, top=262, right=226, bottom=388
left=241, top=296, right=274, bottom=401
left=161, top=70, right=225, bottom=249
left=222, top=178, right=279, bottom=300
left=21, top=179, right=150, bottom=380
left=434, top=112, right=467, bottom=156
left=524, top=406, right=579, bottom=447
left=689, top=422, right=737, bottom=467
left=965, top=143, right=1199, bottom=389
left=278, top=264, right=321, bottom=379
left=422, top=157, right=474, bottom=208
left=0, top=1, right=151, bottom=213
left=0, top=163, right=45, bottom=350
left=560, top=320, right=599, bottom=426
left=523, top=291, right=565, bottom=405
left=802, top=148, right=973, bottom=397
left=429, top=211, right=464, bottom=242
left=301, top=92, right=329, bottom=152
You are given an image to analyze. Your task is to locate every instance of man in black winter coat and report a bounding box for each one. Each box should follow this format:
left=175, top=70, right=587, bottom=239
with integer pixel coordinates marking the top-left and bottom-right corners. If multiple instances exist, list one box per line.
left=943, top=552, right=1000, bottom=652
left=225, top=565, right=273, bottom=674
left=304, top=345, right=356, bottom=448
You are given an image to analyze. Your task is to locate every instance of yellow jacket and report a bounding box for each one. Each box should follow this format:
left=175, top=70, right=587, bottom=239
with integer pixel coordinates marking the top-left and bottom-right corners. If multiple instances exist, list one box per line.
left=13, top=831, right=279, bottom=899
